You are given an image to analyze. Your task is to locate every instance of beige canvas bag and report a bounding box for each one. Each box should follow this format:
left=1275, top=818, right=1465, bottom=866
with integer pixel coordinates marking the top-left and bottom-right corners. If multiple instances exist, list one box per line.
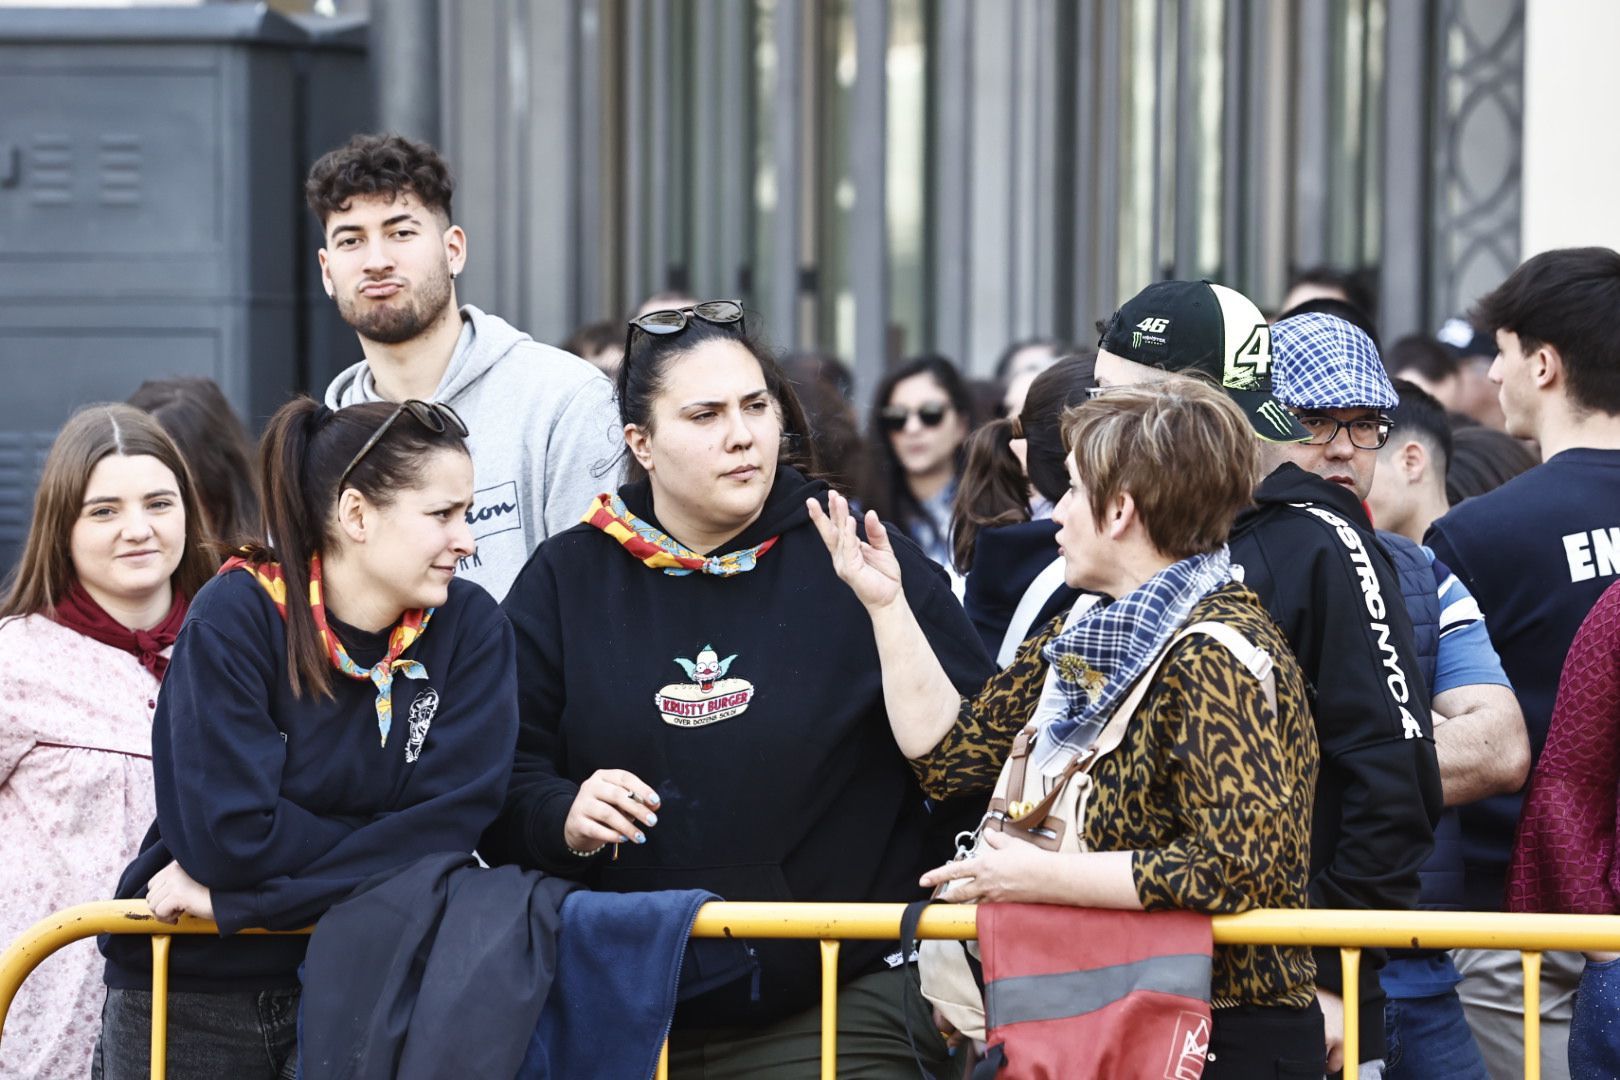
left=917, top=619, right=1277, bottom=1042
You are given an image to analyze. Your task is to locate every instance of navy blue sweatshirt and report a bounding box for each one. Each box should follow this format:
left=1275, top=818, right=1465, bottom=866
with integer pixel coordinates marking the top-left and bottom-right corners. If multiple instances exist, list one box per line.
left=962, top=519, right=1081, bottom=656
left=1427, top=447, right=1620, bottom=909
left=103, top=570, right=518, bottom=991
left=482, top=467, right=996, bottom=1027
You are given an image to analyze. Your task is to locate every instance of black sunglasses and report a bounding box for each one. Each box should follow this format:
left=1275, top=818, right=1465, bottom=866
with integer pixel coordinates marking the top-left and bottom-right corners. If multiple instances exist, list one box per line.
left=624, top=299, right=746, bottom=356
left=879, top=402, right=952, bottom=434
left=338, top=399, right=470, bottom=493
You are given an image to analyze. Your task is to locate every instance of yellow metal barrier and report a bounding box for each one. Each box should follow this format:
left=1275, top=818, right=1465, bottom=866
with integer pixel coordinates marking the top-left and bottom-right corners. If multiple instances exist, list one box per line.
left=6, top=901, right=1619, bottom=1079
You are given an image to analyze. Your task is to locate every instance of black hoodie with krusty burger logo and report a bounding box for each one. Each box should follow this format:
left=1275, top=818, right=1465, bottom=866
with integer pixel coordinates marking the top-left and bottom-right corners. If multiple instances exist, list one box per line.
left=482, top=466, right=995, bottom=1028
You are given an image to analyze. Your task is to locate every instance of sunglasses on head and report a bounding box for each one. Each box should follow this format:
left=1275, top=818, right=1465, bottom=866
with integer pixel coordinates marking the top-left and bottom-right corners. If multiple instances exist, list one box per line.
left=879, top=402, right=952, bottom=433
left=338, top=399, right=470, bottom=493
left=624, top=299, right=746, bottom=356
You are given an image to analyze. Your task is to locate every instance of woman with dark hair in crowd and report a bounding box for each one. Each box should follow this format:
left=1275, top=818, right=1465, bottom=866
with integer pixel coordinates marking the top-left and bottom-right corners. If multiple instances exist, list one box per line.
left=0, top=405, right=213, bottom=1080
left=1445, top=425, right=1540, bottom=505
left=95, top=397, right=518, bottom=1080
left=951, top=354, right=1095, bottom=660
left=781, top=351, right=870, bottom=498
left=995, top=336, right=1068, bottom=417
left=815, top=379, right=1323, bottom=1078
left=128, top=376, right=261, bottom=549
left=483, top=301, right=992, bottom=1078
left=866, top=354, right=974, bottom=570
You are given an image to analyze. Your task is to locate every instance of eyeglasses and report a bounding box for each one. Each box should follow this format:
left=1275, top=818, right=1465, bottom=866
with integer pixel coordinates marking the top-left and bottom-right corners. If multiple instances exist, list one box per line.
left=1293, top=412, right=1393, bottom=449
left=337, top=399, right=470, bottom=492
left=879, top=403, right=952, bottom=433
left=624, top=299, right=746, bottom=356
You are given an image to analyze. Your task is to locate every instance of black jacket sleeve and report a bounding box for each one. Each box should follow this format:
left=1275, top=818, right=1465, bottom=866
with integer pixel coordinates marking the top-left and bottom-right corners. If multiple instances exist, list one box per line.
left=209, top=617, right=519, bottom=932
left=1241, top=513, right=1442, bottom=998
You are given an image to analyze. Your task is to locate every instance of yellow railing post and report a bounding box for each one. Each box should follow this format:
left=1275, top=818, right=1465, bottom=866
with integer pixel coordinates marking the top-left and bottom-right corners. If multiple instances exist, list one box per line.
left=150, top=935, right=170, bottom=1080
left=1523, top=950, right=1542, bottom=1080
left=819, top=940, right=840, bottom=1080
left=1340, top=946, right=1359, bottom=1075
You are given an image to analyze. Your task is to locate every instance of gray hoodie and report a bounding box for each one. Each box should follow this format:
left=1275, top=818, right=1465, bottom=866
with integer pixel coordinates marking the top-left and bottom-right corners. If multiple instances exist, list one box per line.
left=325, top=305, right=623, bottom=600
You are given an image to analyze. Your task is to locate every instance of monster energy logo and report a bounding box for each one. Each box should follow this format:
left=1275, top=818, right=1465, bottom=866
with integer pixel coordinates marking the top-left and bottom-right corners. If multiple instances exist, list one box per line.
left=1256, top=400, right=1296, bottom=436
left=1132, top=331, right=1143, bottom=350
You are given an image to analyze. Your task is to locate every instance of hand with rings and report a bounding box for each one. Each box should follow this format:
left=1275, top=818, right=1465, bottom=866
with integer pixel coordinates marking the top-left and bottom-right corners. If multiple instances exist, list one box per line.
left=563, top=769, right=662, bottom=854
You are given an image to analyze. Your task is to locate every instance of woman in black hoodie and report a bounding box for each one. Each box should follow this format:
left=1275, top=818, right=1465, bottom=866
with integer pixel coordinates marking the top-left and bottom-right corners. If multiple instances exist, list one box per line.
left=484, top=301, right=993, bottom=1077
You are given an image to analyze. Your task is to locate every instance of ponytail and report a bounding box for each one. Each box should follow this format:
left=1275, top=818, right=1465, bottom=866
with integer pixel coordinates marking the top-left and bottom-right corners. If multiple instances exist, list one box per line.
left=245, top=394, right=471, bottom=699
left=950, top=417, right=1032, bottom=574
left=248, top=397, right=335, bottom=698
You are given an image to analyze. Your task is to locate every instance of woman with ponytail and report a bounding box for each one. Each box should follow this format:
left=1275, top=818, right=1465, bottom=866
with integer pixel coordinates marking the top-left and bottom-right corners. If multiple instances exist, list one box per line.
left=950, top=354, right=1096, bottom=660
left=95, top=397, right=518, bottom=1080
left=0, top=405, right=212, bottom=1080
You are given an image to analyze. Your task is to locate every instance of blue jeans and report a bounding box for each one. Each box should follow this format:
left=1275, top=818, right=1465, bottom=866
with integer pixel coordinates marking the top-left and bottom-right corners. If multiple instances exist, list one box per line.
left=92, top=986, right=300, bottom=1080
left=1571, top=956, right=1620, bottom=1078
left=1382, top=989, right=1489, bottom=1080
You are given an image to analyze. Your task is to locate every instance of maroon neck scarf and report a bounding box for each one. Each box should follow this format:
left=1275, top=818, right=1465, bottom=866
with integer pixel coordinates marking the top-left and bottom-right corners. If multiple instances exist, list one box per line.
left=50, top=582, right=189, bottom=681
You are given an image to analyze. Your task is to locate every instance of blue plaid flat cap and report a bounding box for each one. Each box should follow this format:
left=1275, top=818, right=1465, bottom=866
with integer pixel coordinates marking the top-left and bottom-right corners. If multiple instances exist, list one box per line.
left=1271, top=311, right=1398, bottom=409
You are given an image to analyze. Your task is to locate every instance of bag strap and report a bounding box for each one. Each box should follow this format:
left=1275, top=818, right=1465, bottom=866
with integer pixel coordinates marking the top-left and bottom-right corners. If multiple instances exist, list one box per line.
left=1001, top=618, right=1278, bottom=830
left=996, top=556, right=1071, bottom=667
left=900, top=900, right=979, bottom=1080
left=1180, top=619, right=1277, bottom=719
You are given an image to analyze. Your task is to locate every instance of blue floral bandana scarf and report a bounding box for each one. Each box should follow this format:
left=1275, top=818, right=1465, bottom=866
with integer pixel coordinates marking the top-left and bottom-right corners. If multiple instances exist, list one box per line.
left=1035, top=547, right=1234, bottom=772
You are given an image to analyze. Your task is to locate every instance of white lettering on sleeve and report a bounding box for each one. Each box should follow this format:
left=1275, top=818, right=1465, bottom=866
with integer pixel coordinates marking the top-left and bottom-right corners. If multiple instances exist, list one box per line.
left=1565, top=531, right=1597, bottom=582
left=1595, top=527, right=1620, bottom=578
left=1303, top=505, right=1423, bottom=739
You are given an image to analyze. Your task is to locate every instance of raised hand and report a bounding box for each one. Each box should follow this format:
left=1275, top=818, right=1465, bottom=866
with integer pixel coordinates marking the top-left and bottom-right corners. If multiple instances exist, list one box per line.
left=806, top=490, right=904, bottom=611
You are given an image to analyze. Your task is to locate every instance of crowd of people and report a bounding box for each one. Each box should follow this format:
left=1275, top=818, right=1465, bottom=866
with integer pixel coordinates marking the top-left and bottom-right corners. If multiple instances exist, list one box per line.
left=3, top=130, right=1620, bottom=1080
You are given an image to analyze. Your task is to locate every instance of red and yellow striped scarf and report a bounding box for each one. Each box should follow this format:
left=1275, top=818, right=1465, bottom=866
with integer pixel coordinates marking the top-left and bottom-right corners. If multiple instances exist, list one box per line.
left=220, top=554, right=433, bottom=748
left=581, top=493, right=778, bottom=577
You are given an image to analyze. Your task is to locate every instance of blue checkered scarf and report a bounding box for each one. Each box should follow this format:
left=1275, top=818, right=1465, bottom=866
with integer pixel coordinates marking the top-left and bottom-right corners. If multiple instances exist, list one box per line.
left=1035, top=547, right=1234, bottom=772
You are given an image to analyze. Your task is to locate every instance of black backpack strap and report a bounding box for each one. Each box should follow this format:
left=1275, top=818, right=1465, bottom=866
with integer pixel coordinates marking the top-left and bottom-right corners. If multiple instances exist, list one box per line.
left=899, top=899, right=993, bottom=1080
left=972, top=1045, right=1007, bottom=1079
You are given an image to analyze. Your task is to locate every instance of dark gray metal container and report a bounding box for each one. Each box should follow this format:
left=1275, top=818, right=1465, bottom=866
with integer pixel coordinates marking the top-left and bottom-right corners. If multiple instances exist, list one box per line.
left=0, top=4, right=372, bottom=569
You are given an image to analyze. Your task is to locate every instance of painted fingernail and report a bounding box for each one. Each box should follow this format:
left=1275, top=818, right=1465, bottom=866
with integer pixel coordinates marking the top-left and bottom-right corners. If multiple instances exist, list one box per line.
left=634, top=832, right=647, bottom=844
left=618, top=834, right=630, bottom=843
left=646, top=813, right=658, bottom=826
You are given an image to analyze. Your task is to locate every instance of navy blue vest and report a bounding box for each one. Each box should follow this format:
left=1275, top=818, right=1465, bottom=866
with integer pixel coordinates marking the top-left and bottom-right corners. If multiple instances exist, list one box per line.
left=1378, top=530, right=1464, bottom=912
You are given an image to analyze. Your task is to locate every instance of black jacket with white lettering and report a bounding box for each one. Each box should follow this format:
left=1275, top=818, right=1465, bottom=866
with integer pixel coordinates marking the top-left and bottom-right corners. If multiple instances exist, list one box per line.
left=1230, top=464, right=1442, bottom=1060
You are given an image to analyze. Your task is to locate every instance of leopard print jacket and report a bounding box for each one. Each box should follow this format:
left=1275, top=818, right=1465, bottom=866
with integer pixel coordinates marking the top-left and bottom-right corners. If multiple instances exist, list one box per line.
left=912, top=583, right=1320, bottom=1010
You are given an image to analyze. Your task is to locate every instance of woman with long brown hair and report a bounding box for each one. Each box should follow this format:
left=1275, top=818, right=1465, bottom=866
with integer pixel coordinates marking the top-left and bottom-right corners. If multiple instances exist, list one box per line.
left=950, top=354, right=1095, bottom=660
left=0, top=404, right=213, bottom=1079
left=128, top=376, right=262, bottom=549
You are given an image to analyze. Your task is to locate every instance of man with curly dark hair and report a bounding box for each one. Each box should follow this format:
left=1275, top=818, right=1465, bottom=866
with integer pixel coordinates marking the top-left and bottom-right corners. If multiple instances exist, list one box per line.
left=308, top=133, right=621, bottom=600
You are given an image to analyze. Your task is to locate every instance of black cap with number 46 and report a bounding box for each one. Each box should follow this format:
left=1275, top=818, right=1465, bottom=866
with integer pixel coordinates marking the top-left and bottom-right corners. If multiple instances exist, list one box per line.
left=1097, top=279, right=1309, bottom=444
